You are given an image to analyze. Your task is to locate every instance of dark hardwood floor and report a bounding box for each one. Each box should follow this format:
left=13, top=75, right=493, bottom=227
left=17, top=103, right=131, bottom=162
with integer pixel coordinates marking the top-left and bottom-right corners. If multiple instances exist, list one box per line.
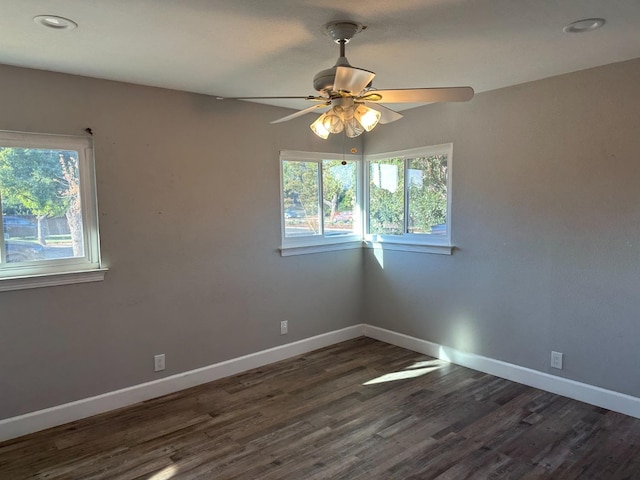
left=1, top=337, right=640, bottom=479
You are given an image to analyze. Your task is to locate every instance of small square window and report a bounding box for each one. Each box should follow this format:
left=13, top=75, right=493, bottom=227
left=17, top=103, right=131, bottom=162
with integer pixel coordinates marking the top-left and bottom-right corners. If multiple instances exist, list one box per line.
left=280, top=151, right=361, bottom=255
left=365, top=144, right=453, bottom=254
left=0, top=130, right=105, bottom=289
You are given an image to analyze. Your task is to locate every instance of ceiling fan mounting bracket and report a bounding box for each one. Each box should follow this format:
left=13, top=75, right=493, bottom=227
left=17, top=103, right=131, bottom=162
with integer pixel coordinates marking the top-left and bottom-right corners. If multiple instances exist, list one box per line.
left=313, top=21, right=367, bottom=93
left=324, top=21, right=365, bottom=44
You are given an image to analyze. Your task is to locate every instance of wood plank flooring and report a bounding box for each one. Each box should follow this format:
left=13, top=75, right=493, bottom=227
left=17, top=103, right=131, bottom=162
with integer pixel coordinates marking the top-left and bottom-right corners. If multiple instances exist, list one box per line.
left=1, top=337, right=640, bottom=479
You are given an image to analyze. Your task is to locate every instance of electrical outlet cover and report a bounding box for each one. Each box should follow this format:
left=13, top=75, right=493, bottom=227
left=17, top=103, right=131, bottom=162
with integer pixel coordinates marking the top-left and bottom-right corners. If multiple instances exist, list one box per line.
left=154, top=354, right=166, bottom=372
left=551, top=351, right=563, bottom=369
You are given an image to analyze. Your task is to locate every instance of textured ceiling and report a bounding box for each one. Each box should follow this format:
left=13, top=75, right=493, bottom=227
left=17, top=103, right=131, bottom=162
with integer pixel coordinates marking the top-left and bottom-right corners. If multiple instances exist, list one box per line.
left=1, top=1, right=640, bottom=112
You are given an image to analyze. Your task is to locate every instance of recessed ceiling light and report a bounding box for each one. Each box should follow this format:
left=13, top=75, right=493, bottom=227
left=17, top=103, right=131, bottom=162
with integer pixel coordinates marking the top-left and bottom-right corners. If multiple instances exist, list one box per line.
left=563, top=18, right=605, bottom=33
left=33, top=15, right=78, bottom=31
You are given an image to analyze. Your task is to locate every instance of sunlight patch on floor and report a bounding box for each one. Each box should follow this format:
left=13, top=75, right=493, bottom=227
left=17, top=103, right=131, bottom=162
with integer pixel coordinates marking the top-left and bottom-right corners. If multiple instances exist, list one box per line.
left=148, top=465, right=179, bottom=480
left=363, top=365, right=442, bottom=385
left=406, top=359, right=448, bottom=369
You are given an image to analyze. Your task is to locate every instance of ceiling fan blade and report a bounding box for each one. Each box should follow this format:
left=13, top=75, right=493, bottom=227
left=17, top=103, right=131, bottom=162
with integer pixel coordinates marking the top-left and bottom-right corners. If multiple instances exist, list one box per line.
left=217, top=95, right=328, bottom=102
left=333, top=66, right=376, bottom=95
left=270, top=103, right=329, bottom=124
left=363, top=102, right=403, bottom=124
left=361, top=87, right=474, bottom=103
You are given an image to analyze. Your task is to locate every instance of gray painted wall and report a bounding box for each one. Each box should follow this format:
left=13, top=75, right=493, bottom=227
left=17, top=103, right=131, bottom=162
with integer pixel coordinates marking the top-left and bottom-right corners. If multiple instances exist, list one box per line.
left=0, top=65, right=363, bottom=419
left=363, top=58, right=640, bottom=397
left=2, top=57, right=639, bottom=421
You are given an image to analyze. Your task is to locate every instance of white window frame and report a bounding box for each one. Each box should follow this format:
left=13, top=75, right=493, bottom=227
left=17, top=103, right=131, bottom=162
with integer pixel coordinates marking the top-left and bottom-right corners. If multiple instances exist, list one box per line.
left=364, top=144, right=454, bottom=255
left=0, top=130, right=106, bottom=291
left=280, top=150, right=362, bottom=256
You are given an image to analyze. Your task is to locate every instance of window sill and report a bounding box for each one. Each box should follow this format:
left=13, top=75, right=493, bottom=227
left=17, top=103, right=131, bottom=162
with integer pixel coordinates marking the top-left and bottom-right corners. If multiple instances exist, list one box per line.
left=280, top=241, right=362, bottom=257
left=364, top=240, right=454, bottom=255
left=0, top=268, right=108, bottom=292
left=281, top=239, right=454, bottom=257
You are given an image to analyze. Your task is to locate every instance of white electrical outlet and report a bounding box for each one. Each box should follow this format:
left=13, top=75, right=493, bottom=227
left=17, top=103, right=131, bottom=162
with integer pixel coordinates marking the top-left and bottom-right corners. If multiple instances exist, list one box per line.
left=551, top=351, right=563, bottom=369
left=280, top=321, right=288, bottom=335
left=154, top=354, right=166, bottom=372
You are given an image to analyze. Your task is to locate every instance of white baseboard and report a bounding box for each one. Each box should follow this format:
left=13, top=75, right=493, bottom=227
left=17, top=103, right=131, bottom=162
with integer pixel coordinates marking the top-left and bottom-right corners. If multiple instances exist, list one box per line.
left=0, top=325, right=365, bottom=443
left=363, top=325, right=640, bottom=419
left=3, top=323, right=639, bottom=443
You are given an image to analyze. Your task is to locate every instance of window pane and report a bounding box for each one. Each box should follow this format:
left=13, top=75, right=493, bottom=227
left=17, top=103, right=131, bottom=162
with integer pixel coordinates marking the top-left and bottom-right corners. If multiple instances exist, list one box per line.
left=0, top=147, right=84, bottom=263
left=407, top=154, right=448, bottom=235
left=368, top=158, right=404, bottom=235
left=282, top=160, right=321, bottom=238
left=323, top=160, right=357, bottom=237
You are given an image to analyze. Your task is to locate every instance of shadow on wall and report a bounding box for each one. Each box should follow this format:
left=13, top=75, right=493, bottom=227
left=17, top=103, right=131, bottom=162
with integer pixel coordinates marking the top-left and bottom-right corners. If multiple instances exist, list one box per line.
left=363, top=248, right=411, bottom=333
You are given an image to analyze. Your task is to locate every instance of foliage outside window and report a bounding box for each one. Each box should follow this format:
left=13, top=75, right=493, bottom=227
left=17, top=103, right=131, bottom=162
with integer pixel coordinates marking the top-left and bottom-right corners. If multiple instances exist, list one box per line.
left=0, top=130, right=104, bottom=290
left=279, top=145, right=452, bottom=256
left=280, top=151, right=361, bottom=255
left=366, top=144, right=452, bottom=253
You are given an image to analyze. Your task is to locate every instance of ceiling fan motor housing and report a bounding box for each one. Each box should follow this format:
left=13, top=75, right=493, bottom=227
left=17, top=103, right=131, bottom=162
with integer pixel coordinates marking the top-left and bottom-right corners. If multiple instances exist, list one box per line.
left=313, top=67, right=339, bottom=92
left=313, top=55, right=352, bottom=92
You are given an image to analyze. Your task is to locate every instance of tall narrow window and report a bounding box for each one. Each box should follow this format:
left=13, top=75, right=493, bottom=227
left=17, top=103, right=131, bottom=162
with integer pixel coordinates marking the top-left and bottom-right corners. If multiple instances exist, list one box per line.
left=407, top=154, right=449, bottom=235
left=0, top=130, right=104, bottom=289
left=368, top=158, right=404, bottom=235
left=282, top=160, right=321, bottom=238
left=323, top=160, right=357, bottom=237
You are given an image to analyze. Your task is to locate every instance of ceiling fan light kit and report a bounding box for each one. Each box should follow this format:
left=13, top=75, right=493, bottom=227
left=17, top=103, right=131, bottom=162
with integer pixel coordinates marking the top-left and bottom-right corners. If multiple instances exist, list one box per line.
left=219, top=21, right=474, bottom=139
left=311, top=97, right=381, bottom=139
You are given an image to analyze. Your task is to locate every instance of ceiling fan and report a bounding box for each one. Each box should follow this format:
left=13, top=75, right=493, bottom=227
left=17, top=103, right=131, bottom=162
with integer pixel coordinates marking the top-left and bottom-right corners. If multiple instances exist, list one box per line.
left=218, top=21, right=474, bottom=139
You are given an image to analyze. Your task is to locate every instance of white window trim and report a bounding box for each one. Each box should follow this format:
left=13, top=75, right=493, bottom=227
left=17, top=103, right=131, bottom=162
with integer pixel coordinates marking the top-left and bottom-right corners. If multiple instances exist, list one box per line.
left=364, top=144, right=454, bottom=254
left=280, top=150, right=362, bottom=256
left=0, top=130, right=107, bottom=291
left=279, top=241, right=362, bottom=257
left=0, top=269, right=107, bottom=292
left=363, top=240, right=453, bottom=256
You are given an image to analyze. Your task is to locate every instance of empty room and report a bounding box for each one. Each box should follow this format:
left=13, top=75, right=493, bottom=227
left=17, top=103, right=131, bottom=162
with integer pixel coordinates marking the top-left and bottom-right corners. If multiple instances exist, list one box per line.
left=1, top=1, right=640, bottom=479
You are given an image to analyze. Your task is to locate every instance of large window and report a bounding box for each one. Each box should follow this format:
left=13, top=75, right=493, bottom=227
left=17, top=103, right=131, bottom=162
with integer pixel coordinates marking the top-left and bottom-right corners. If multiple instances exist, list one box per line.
left=0, top=130, right=105, bottom=290
left=279, top=145, right=452, bottom=256
left=365, top=144, right=453, bottom=254
left=280, top=151, right=361, bottom=255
